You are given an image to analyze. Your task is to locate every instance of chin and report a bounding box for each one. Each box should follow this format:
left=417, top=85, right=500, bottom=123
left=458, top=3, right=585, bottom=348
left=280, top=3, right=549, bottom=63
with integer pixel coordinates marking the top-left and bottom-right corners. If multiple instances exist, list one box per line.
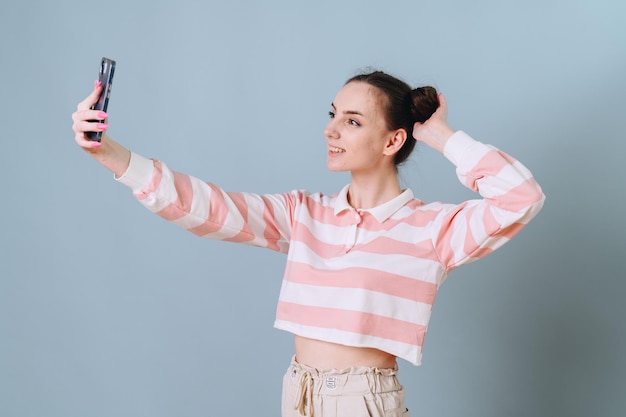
left=326, top=163, right=348, bottom=172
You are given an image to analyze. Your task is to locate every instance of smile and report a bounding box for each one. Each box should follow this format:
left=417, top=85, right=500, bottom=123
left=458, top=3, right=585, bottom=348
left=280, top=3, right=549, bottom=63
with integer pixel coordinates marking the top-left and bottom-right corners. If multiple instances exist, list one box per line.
left=329, top=146, right=345, bottom=153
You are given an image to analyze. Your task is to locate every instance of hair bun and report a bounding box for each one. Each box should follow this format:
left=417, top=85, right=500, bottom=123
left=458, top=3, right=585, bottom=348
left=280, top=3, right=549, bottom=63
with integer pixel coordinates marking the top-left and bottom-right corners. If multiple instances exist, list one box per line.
left=410, top=86, right=439, bottom=123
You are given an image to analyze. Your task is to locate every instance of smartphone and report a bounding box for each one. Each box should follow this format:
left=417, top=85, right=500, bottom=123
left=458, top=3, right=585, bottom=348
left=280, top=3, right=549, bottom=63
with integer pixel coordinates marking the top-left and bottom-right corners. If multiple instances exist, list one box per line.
left=86, top=57, right=116, bottom=142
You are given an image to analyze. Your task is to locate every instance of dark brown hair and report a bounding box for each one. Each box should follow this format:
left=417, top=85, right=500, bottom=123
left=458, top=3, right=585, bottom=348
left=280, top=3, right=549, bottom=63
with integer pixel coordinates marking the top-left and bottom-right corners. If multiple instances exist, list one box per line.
left=346, top=71, right=439, bottom=166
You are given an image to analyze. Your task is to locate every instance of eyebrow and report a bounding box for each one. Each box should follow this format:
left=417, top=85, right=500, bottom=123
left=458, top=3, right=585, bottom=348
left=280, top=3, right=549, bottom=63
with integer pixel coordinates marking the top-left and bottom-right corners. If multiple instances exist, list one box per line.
left=331, top=102, right=365, bottom=117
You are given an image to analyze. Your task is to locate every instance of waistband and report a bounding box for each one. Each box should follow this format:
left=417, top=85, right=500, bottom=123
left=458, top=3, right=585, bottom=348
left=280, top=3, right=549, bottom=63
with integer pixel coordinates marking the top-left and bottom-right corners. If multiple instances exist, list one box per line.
left=289, top=355, right=399, bottom=380
left=287, top=356, right=402, bottom=417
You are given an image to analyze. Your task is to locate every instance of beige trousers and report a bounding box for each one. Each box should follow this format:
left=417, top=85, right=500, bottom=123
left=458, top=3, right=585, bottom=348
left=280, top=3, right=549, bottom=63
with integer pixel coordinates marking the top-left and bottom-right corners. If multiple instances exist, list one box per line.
left=281, top=357, right=410, bottom=417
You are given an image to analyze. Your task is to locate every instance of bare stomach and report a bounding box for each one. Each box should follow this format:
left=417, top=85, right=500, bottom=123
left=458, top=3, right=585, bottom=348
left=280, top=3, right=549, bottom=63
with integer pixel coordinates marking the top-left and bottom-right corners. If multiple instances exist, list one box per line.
left=294, top=335, right=397, bottom=369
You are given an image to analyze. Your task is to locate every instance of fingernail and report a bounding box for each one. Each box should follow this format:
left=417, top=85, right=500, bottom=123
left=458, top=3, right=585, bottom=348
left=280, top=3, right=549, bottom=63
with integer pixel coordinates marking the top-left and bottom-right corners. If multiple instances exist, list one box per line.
left=92, top=142, right=102, bottom=148
left=98, top=111, right=108, bottom=119
left=94, top=80, right=102, bottom=88
left=97, top=123, right=108, bottom=130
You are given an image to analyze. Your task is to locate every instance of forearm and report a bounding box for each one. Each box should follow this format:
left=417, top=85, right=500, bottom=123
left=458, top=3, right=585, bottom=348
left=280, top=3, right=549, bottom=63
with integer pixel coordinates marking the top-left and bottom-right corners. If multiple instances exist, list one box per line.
left=443, top=131, right=545, bottom=222
left=116, top=152, right=293, bottom=252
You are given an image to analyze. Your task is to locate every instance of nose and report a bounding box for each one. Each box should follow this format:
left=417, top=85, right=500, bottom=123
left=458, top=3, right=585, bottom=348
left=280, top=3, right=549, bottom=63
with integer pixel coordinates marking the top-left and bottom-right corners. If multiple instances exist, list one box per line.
left=324, top=119, right=339, bottom=140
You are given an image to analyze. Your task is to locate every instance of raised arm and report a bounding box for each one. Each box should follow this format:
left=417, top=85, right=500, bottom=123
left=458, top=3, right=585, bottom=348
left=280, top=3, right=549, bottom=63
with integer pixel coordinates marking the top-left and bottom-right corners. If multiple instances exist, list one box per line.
left=71, top=81, right=295, bottom=253
left=413, top=93, right=545, bottom=271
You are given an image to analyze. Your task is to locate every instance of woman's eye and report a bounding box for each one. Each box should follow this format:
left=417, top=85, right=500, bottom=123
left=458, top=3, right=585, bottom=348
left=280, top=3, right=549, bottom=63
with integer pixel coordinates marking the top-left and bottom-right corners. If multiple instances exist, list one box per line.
left=328, top=111, right=335, bottom=119
left=349, top=119, right=360, bottom=127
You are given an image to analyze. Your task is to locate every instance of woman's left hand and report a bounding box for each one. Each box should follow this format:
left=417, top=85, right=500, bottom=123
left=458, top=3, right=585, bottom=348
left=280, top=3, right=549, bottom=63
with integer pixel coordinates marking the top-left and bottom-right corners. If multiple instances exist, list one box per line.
left=412, top=93, right=456, bottom=153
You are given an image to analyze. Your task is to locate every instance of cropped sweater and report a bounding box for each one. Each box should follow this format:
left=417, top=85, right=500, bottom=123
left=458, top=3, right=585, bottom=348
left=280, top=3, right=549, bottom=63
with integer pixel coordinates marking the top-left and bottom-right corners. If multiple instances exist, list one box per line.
left=116, top=131, right=545, bottom=365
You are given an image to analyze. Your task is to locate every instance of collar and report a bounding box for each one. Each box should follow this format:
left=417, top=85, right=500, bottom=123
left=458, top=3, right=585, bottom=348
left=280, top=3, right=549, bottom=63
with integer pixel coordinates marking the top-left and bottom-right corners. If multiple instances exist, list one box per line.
left=333, top=184, right=415, bottom=223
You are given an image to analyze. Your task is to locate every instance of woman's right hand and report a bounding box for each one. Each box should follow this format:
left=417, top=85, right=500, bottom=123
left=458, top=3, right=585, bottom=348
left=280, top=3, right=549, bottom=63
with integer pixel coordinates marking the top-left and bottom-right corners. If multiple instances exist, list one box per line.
left=71, top=81, right=131, bottom=177
left=72, top=80, right=109, bottom=151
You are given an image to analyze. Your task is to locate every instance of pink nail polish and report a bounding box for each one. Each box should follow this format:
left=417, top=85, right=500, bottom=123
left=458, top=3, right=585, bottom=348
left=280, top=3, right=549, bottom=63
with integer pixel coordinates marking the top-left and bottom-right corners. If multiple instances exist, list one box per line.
left=94, top=80, right=102, bottom=88
left=98, top=111, right=108, bottom=119
left=97, top=123, right=108, bottom=130
left=92, top=142, right=102, bottom=148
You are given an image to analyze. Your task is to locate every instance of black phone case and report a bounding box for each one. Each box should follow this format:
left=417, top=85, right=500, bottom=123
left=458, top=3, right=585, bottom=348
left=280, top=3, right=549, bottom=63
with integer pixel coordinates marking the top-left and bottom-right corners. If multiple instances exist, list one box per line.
left=86, top=57, right=116, bottom=142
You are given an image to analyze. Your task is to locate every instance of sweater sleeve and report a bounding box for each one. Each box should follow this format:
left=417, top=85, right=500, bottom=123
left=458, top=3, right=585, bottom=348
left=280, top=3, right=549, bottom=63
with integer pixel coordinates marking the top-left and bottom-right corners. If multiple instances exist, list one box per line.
left=432, top=131, right=546, bottom=272
left=116, top=152, right=295, bottom=253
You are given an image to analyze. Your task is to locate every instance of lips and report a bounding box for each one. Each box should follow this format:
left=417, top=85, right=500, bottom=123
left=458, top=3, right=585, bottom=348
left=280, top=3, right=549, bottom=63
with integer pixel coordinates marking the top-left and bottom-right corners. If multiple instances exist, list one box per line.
left=329, top=146, right=345, bottom=153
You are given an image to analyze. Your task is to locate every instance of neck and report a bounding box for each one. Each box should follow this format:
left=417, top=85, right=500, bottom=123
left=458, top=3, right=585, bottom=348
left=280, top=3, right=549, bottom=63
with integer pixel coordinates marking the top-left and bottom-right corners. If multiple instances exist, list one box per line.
left=347, top=169, right=402, bottom=209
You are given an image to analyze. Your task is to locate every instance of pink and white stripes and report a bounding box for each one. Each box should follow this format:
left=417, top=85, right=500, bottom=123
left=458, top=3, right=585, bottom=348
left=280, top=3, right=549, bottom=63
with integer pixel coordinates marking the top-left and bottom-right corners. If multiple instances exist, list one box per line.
left=117, top=131, right=545, bottom=365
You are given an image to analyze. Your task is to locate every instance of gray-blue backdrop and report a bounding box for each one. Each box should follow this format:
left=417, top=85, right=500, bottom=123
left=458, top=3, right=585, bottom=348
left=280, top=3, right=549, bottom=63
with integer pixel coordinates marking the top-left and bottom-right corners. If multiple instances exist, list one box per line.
left=1, top=0, right=624, bottom=416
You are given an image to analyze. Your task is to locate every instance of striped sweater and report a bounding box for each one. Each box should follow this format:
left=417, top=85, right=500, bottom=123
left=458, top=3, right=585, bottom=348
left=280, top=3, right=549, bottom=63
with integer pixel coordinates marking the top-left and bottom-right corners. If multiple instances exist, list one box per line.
left=117, top=131, right=545, bottom=365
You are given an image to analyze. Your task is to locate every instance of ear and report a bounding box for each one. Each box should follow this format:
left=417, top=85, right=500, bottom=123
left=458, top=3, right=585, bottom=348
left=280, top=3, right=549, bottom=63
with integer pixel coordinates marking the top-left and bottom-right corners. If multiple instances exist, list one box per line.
left=382, top=129, right=407, bottom=157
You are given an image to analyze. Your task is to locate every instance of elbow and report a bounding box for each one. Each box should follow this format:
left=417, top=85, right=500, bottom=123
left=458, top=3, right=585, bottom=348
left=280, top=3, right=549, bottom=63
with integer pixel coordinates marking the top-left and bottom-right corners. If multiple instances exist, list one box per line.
left=521, top=184, right=546, bottom=222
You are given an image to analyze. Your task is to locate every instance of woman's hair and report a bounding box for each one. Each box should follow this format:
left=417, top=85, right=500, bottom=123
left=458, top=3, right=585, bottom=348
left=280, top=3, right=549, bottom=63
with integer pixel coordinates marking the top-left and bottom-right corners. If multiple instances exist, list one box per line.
left=345, top=71, right=439, bottom=167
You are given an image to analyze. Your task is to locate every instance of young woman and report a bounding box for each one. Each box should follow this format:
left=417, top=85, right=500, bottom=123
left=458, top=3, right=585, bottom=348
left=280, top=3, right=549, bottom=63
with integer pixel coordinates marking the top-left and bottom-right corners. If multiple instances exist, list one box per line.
left=72, top=70, right=545, bottom=417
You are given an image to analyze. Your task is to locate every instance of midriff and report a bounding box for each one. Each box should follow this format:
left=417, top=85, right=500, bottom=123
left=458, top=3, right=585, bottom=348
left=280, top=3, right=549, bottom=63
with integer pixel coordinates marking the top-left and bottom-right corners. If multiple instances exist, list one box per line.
left=294, top=335, right=397, bottom=369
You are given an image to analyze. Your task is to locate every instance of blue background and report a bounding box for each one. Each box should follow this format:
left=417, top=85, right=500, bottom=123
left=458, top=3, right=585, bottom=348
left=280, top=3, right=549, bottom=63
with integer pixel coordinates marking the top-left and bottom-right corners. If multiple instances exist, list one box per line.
left=1, top=1, right=625, bottom=416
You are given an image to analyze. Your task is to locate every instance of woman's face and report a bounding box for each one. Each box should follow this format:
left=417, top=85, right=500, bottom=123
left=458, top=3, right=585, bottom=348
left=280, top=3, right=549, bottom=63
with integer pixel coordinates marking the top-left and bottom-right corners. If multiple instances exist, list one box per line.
left=324, top=81, right=397, bottom=175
